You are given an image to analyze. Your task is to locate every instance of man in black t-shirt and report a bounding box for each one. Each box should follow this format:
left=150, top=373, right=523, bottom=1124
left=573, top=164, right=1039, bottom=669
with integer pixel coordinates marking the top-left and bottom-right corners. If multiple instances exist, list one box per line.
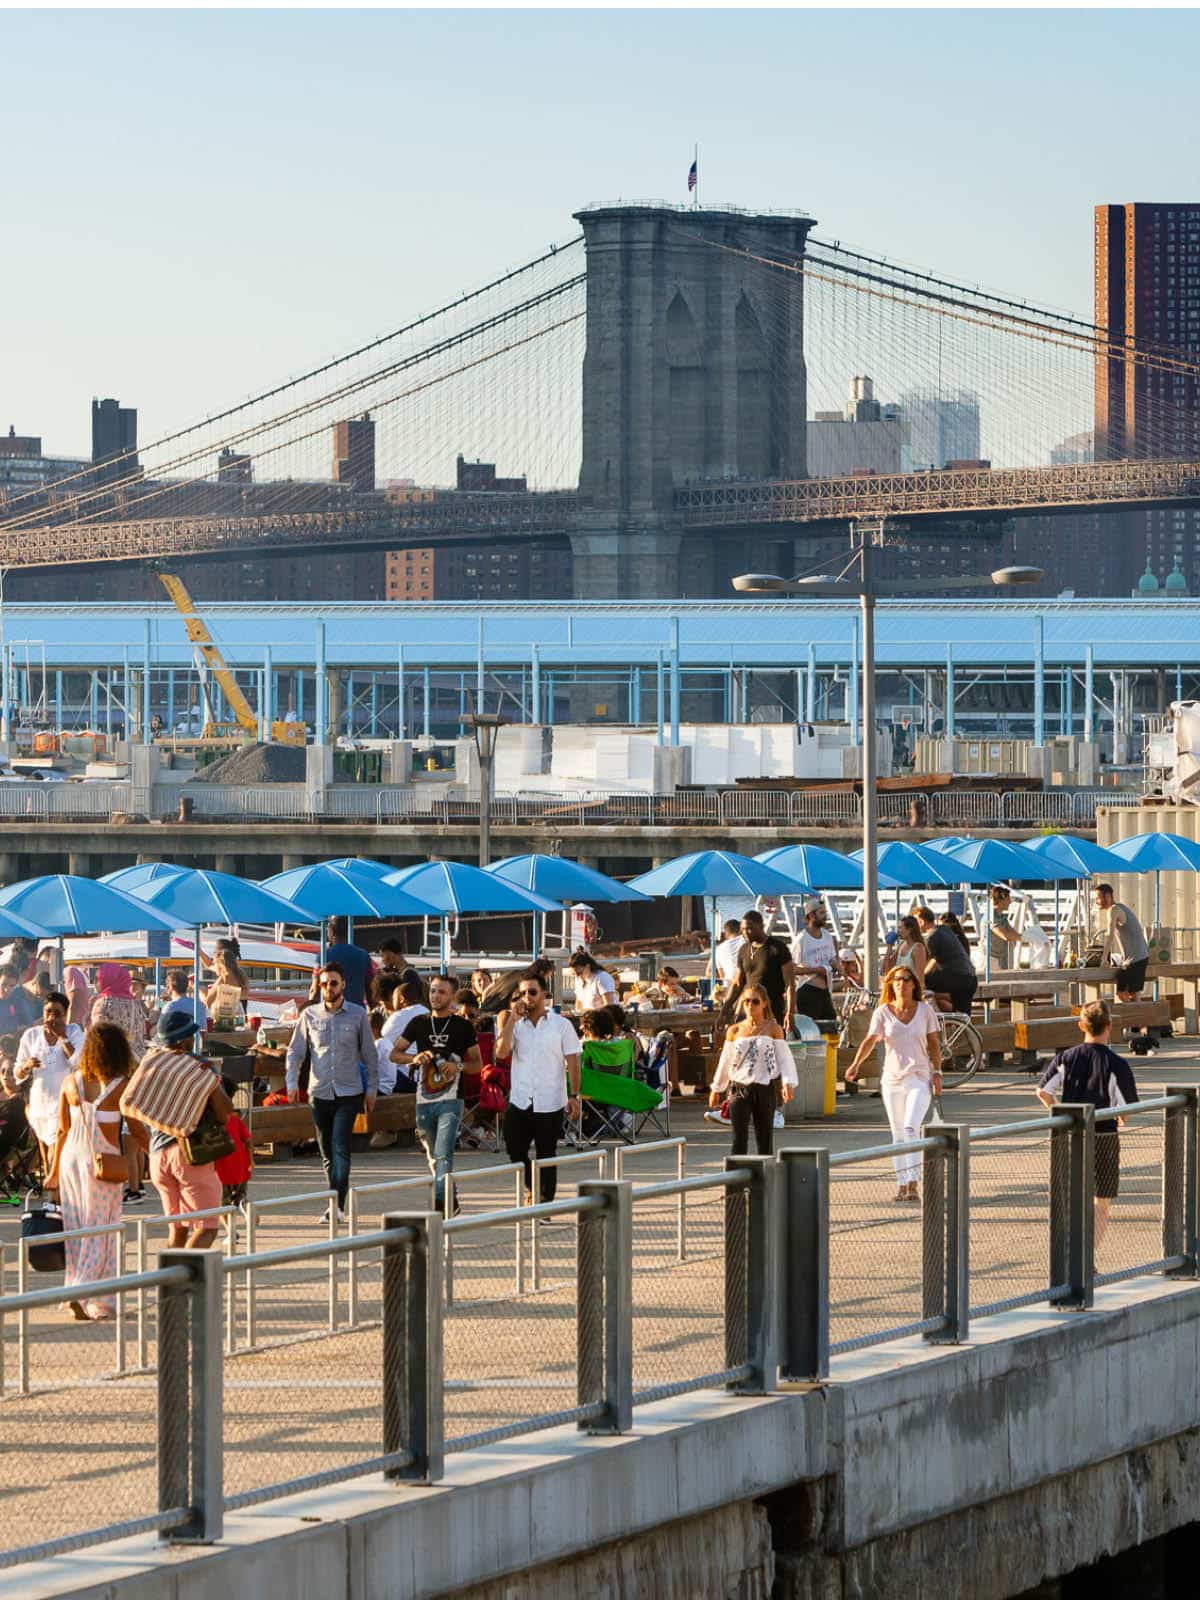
left=916, top=908, right=978, bottom=1016
left=398, top=972, right=482, bottom=1213
left=1036, top=999, right=1138, bottom=1246
left=725, top=911, right=795, bottom=1029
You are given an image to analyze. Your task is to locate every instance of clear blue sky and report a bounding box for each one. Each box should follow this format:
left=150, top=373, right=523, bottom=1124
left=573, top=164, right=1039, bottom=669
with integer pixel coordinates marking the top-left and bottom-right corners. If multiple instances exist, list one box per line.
left=6, top=7, right=1198, bottom=457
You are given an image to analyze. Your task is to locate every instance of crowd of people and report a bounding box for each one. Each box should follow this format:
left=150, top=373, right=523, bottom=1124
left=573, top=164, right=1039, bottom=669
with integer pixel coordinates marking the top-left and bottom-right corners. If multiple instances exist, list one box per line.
left=0, top=880, right=1154, bottom=1312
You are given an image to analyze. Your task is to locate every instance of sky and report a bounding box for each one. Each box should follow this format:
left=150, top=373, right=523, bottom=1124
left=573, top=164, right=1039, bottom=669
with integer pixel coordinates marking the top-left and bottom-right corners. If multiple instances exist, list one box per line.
left=6, top=6, right=1200, bottom=459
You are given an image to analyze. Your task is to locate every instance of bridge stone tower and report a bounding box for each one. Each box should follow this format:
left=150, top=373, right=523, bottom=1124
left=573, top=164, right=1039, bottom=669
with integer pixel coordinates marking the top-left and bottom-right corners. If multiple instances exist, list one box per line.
left=571, top=203, right=815, bottom=598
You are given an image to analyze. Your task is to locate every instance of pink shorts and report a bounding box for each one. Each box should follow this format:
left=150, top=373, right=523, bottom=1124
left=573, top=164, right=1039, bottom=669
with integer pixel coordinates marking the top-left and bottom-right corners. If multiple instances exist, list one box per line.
left=150, top=1142, right=223, bottom=1223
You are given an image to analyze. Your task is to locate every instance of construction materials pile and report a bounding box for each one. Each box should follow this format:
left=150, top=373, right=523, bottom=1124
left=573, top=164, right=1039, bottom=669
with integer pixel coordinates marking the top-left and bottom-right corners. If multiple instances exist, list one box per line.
left=192, top=742, right=306, bottom=785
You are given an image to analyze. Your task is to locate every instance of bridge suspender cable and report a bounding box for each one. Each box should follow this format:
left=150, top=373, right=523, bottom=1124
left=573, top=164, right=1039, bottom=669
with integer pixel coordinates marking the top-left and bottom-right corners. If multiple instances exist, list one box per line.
left=0, top=236, right=585, bottom=521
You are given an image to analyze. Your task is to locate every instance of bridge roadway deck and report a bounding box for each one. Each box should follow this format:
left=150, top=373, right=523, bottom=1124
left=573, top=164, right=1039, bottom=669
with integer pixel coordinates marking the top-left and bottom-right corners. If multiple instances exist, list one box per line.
left=1, top=1047, right=1192, bottom=1585
left=6, top=458, right=1200, bottom=571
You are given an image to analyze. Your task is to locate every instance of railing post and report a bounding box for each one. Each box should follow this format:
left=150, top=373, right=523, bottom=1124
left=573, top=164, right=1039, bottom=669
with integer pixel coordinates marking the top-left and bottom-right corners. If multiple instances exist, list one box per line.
left=922, top=1125, right=970, bottom=1343
left=724, top=1156, right=779, bottom=1393
left=778, top=1149, right=829, bottom=1381
left=1163, top=1087, right=1199, bottom=1277
left=158, top=1249, right=224, bottom=1544
left=576, top=1179, right=633, bottom=1434
left=381, top=1211, right=444, bottom=1483
left=1050, top=1104, right=1094, bottom=1309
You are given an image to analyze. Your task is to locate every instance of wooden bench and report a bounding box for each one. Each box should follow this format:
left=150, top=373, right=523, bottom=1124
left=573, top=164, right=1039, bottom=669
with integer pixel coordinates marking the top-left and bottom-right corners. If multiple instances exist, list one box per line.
left=251, top=1096, right=417, bottom=1158
left=1012, top=996, right=1182, bottom=1054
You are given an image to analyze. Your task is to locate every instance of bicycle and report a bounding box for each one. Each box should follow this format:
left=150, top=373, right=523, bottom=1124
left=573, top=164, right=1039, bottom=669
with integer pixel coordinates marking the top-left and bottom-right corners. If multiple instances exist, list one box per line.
left=835, top=984, right=984, bottom=1092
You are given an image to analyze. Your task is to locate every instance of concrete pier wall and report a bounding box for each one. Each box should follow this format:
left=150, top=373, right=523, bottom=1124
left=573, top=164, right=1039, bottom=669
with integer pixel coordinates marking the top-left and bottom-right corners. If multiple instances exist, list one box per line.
left=16, top=1278, right=1200, bottom=1600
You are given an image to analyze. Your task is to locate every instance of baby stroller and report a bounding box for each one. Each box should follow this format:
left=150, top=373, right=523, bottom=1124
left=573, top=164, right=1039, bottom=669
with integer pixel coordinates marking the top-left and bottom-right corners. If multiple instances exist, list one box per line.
left=0, top=1094, right=40, bottom=1203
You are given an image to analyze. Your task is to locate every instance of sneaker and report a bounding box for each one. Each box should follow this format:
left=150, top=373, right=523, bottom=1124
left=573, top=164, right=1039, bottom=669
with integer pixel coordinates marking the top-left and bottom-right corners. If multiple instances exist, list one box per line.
left=703, top=1107, right=727, bottom=1124
left=772, top=1110, right=785, bottom=1130
left=320, top=1203, right=348, bottom=1225
left=123, top=1188, right=145, bottom=1205
left=369, top=1131, right=397, bottom=1150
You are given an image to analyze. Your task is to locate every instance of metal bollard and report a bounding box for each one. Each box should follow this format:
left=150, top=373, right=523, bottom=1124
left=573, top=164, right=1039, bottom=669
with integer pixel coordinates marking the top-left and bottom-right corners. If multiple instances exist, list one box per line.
left=381, top=1212, right=444, bottom=1483
left=576, top=1179, right=632, bottom=1434
left=724, top=1156, right=780, bottom=1393
left=1050, top=1103, right=1095, bottom=1310
left=777, top=1149, right=829, bottom=1382
left=1162, top=1086, right=1199, bottom=1277
left=922, top=1124, right=970, bottom=1344
left=158, top=1249, right=224, bottom=1544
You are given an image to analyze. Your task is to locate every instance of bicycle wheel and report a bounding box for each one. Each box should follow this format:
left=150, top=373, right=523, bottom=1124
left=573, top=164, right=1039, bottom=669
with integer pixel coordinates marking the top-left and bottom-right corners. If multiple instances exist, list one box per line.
left=939, top=1016, right=983, bottom=1090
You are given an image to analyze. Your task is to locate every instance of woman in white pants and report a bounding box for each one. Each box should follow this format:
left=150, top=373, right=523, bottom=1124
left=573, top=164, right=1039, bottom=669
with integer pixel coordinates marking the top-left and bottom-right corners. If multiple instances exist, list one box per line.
left=845, top=968, right=942, bottom=1202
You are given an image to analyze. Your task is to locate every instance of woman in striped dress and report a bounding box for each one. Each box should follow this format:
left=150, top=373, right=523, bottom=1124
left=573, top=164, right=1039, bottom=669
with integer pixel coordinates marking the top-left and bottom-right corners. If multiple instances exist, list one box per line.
left=48, top=1024, right=145, bottom=1320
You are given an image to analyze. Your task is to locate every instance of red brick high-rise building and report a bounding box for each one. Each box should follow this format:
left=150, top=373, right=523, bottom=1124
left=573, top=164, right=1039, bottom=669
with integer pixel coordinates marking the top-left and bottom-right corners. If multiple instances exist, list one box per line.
left=1095, top=203, right=1200, bottom=592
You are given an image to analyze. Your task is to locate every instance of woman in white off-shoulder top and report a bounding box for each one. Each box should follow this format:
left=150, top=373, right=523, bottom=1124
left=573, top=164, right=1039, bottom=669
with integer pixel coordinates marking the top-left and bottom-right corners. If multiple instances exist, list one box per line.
left=709, top=984, right=797, bottom=1155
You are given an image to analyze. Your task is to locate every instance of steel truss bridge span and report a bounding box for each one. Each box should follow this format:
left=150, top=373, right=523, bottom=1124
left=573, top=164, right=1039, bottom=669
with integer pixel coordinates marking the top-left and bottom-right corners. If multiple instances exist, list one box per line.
left=673, top=458, right=1200, bottom=527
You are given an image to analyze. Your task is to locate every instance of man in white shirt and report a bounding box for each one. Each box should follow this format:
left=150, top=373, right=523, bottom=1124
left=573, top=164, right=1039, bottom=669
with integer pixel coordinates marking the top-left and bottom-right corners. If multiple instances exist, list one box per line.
left=792, top=903, right=842, bottom=1025
left=710, top=921, right=745, bottom=988
left=14, top=991, right=84, bottom=1175
left=496, top=971, right=581, bottom=1205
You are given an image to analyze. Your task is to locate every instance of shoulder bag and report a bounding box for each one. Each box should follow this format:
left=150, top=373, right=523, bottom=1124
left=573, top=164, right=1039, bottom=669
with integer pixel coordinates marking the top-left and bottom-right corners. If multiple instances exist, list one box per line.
left=180, top=1101, right=236, bottom=1166
left=92, top=1075, right=130, bottom=1185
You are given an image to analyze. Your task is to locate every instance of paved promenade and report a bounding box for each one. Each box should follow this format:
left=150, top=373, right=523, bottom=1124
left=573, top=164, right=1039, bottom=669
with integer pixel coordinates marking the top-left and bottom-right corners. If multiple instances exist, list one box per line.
left=0, top=1046, right=1192, bottom=1563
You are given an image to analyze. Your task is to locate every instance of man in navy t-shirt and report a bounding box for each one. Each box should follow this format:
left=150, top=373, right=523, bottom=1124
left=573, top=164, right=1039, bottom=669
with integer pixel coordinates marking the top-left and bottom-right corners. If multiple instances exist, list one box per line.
left=322, top=916, right=376, bottom=1008
left=1036, top=998, right=1138, bottom=1246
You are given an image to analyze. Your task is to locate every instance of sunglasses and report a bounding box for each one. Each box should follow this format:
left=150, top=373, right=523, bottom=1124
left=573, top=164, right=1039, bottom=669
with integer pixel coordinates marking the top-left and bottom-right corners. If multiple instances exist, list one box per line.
left=745, top=997, right=765, bottom=1007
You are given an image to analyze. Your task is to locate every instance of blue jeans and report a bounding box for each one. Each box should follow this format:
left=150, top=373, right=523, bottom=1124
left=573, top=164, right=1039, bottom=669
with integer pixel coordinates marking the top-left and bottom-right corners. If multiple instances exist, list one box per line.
left=415, top=1098, right=463, bottom=1210
left=310, top=1093, right=363, bottom=1208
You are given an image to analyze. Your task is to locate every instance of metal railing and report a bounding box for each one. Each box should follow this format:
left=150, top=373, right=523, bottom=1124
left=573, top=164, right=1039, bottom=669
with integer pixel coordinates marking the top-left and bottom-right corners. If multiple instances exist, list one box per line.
left=0, top=778, right=1147, bottom=827
left=1, top=1093, right=1195, bottom=1567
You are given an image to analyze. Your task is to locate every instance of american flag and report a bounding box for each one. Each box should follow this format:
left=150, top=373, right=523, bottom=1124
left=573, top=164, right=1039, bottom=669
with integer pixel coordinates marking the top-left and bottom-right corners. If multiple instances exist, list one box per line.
left=688, top=159, right=697, bottom=193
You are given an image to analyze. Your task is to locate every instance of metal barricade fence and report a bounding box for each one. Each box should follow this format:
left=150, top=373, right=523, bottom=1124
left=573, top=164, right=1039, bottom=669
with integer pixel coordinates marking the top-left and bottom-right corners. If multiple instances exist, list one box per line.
left=791, top=789, right=861, bottom=824
left=719, top=789, right=791, bottom=823
left=1076, top=789, right=1143, bottom=822
left=1001, top=790, right=1075, bottom=825
left=0, top=784, right=48, bottom=819
left=929, top=789, right=1003, bottom=826
left=874, top=791, right=926, bottom=825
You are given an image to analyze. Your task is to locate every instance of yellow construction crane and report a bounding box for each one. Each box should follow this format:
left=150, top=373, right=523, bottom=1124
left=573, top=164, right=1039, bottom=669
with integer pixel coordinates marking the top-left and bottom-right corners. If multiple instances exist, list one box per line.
left=157, top=572, right=306, bottom=746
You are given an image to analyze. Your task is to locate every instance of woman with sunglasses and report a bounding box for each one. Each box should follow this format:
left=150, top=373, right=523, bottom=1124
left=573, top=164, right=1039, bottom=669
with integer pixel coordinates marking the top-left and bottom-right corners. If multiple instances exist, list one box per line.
left=845, top=968, right=942, bottom=1203
left=707, top=984, right=797, bottom=1155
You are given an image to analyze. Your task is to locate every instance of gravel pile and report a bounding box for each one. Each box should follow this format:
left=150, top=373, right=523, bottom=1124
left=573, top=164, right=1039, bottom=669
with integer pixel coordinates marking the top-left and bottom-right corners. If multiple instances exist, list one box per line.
left=193, top=742, right=307, bottom=784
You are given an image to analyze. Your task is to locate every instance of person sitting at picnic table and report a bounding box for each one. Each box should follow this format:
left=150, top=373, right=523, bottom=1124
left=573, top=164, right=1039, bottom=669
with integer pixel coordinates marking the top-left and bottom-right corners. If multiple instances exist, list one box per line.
left=642, top=966, right=700, bottom=1010
left=568, top=949, right=618, bottom=1012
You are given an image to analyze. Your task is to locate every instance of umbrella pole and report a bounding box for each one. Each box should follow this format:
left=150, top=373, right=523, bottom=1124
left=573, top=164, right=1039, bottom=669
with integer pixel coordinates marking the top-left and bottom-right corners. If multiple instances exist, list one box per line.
left=193, top=926, right=203, bottom=1040
left=346, top=915, right=354, bottom=943
left=532, top=910, right=543, bottom=961
left=1054, top=883, right=1060, bottom=967
left=441, top=916, right=451, bottom=969
left=709, top=896, right=719, bottom=1000
left=1154, top=870, right=1161, bottom=930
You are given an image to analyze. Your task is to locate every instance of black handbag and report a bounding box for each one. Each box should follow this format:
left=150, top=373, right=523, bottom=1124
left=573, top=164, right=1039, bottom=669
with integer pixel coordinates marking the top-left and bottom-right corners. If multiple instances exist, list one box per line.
left=22, top=1199, right=65, bottom=1273
left=180, top=1103, right=235, bottom=1166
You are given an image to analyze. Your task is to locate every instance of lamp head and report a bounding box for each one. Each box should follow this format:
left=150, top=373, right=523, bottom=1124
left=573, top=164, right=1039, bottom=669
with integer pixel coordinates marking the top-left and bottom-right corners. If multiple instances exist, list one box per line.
left=732, top=573, right=789, bottom=593
left=990, top=565, right=1045, bottom=586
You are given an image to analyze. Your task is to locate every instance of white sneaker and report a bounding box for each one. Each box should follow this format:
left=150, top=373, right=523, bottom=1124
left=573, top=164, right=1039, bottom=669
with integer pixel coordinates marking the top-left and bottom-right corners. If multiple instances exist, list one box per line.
left=320, top=1203, right=348, bottom=1225
left=772, top=1110, right=786, bottom=1129
left=369, top=1131, right=397, bottom=1150
left=703, top=1108, right=727, bottom=1124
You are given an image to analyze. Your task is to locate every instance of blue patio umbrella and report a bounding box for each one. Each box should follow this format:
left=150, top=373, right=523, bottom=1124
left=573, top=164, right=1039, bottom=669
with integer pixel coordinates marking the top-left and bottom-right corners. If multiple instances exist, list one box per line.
left=850, top=842, right=960, bottom=888
left=0, top=904, right=53, bottom=942
left=126, top=869, right=308, bottom=1023
left=101, top=862, right=189, bottom=892
left=383, top=860, right=561, bottom=965
left=756, top=844, right=903, bottom=891
left=1109, top=831, right=1200, bottom=927
left=1023, top=834, right=1133, bottom=878
left=486, top=853, right=650, bottom=958
left=938, top=837, right=1084, bottom=979
left=921, top=836, right=974, bottom=853
left=262, top=861, right=443, bottom=963
left=0, top=875, right=186, bottom=936
left=628, top=850, right=813, bottom=986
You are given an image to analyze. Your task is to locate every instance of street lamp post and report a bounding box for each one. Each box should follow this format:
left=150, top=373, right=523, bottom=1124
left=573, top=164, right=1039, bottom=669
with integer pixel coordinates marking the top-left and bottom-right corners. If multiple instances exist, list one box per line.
left=465, top=712, right=508, bottom=868
left=734, top=526, right=1042, bottom=990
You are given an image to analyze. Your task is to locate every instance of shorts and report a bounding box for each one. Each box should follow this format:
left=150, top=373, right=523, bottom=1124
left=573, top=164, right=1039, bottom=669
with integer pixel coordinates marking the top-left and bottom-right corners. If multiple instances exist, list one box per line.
left=151, top=1143, right=223, bottom=1222
left=1115, top=958, right=1148, bottom=996
left=1095, top=1130, right=1121, bottom=1200
left=794, top=984, right=836, bottom=1024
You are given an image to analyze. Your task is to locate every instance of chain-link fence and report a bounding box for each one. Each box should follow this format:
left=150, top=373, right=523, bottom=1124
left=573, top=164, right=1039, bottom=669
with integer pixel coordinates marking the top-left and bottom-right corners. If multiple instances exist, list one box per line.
left=827, top=1143, right=942, bottom=1353
left=968, top=1123, right=1057, bottom=1317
